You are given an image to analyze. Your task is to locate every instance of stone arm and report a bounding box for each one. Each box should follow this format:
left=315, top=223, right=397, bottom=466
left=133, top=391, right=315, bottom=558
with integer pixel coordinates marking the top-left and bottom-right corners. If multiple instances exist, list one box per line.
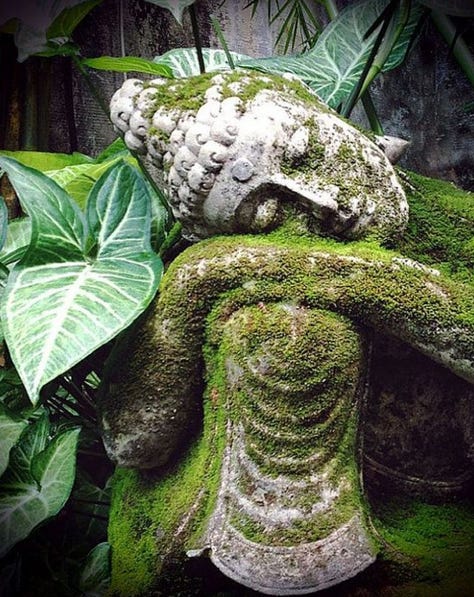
left=100, top=235, right=474, bottom=470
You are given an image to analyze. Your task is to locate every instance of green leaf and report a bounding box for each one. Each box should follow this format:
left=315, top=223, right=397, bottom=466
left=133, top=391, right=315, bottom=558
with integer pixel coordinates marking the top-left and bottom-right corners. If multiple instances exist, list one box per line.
left=0, top=218, right=32, bottom=267
left=154, top=47, right=251, bottom=78
left=238, top=0, right=424, bottom=109
left=79, top=542, right=111, bottom=596
left=0, top=157, right=86, bottom=263
left=0, top=150, right=92, bottom=172
left=0, top=158, right=162, bottom=404
left=144, top=0, right=196, bottom=24
left=82, top=56, right=173, bottom=78
left=94, top=138, right=128, bottom=163
left=0, top=404, right=28, bottom=477
left=0, top=427, right=80, bottom=558
left=46, top=155, right=134, bottom=209
left=46, top=0, right=102, bottom=39
left=2, top=413, right=50, bottom=485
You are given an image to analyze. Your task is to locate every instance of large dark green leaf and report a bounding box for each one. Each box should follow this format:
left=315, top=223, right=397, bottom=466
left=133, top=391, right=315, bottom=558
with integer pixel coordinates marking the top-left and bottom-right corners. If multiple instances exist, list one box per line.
left=0, top=158, right=163, bottom=404
left=79, top=542, right=111, bottom=596
left=0, top=404, right=28, bottom=477
left=0, top=1, right=98, bottom=61
left=2, top=413, right=49, bottom=485
left=46, top=0, right=102, bottom=39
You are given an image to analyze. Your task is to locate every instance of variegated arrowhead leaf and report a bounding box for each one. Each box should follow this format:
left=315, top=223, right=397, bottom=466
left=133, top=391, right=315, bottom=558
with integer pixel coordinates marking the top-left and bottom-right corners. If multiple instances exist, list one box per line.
left=238, top=0, right=424, bottom=109
left=0, top=158, right=163, bottom=404
left=0, top=426, right=80, bottom=558
left=79, top=542, right=111, bottom=595
left=153, top=48, right=251, bottom=78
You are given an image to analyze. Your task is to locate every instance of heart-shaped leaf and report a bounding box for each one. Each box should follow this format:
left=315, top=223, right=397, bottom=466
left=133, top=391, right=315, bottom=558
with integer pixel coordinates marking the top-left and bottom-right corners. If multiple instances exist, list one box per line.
left=0, top=426, right=80, bottom=557
left=0, top=157, right=163, bottom=404
left=2, top=413, right=49, bottom=485
left=238, top=0, right=424, bottom=109
left=79, top=542, right=111, bottom=596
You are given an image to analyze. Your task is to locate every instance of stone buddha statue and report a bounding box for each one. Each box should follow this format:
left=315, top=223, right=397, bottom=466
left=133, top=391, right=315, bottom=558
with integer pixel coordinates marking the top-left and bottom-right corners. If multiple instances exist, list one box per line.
left=102, top=70, right=474, bottom=595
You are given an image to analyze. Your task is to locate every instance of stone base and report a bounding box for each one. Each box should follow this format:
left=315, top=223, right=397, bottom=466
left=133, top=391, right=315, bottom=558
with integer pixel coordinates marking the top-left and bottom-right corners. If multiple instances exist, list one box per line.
left=208, top=515, right=375, bottom=595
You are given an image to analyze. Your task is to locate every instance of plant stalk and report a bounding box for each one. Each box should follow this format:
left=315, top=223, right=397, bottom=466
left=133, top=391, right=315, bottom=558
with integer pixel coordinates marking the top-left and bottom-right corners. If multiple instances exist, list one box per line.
left=430, top=10, right=474, bottom=87
left=361, top=92, right=384, bottom=135
left=341, top=1, right=396, bottom=118
left=322, top=0, right=338, bottom=21
left=360, top=0, right=411, bottom=99
left=189, top=4, right=206, bottom=74
left=23, top=62, right=39, bottom=150
left=211, top=13, right=235, bottom=69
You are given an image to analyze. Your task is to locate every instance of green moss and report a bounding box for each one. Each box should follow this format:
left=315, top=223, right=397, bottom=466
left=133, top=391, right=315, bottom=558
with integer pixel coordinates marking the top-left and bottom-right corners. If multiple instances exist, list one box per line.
left=142, top=70, right=328, bottom=123
left=281, top=117, right=326, bottom=179
left=397, top=169, right=474, bottom=283
left=107, top=387, right=227, bottom=596
left=372, top=497, right=474, bottom=595
left=143, top=72, right=217, bottom=116
left=107, top=175, right=474, bottom=593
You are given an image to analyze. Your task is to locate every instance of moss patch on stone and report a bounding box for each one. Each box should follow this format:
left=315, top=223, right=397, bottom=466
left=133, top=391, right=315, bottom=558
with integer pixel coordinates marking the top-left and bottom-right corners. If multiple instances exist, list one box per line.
left=397, top=170, right=474, bottom=283
left=142, top=69, right=328, bottom=123
left=106, top=173, right=474, bottom=593
left=107, top=390, right=227, bottom=596
left=372, top=497, right=474, bottom=595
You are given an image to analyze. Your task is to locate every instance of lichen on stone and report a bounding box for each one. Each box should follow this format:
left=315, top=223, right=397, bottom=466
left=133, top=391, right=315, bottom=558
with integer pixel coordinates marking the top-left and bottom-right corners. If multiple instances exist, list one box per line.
left=110, top=69, right=408, bottom=243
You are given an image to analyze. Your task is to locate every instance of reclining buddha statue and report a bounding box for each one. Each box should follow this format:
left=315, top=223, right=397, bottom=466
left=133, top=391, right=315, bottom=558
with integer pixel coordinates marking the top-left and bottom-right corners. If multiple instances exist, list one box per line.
left=102, top=69, right=474, bottom=595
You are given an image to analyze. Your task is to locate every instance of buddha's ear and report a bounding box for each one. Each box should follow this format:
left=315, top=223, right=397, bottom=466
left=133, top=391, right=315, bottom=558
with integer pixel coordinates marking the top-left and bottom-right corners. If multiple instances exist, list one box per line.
left=363, top=332, right=474, bottom=500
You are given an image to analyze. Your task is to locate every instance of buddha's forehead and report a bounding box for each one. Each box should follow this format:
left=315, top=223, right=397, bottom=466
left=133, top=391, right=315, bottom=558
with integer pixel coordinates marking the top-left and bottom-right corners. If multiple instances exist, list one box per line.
left=111, top=70, right=409, bottom=243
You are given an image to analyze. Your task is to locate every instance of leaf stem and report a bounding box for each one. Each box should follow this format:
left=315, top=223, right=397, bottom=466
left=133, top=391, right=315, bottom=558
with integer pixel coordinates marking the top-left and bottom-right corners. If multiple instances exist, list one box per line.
left=430, top=10, right=474, bottom=87
left=341, top=1, right=395, bottom=118
left=210, top=14, right=235, bottom=69
left=189, top=4, right=206, bottom=74
left=361, top=92, right=384, bottom=135
left=322, top=0, right=338, bottom=21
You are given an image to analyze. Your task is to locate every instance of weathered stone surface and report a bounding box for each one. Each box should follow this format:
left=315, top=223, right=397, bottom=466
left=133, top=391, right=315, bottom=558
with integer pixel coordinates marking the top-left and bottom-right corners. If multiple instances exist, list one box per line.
left=103, top=172, right=474, bottom=595
left=198, top=304, right=376, bottom=594
left=110, top=70, right=409, bottom=242
left=363, top=333, right=474, bottom=498
left=101, top=236, right=474, bottom=468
